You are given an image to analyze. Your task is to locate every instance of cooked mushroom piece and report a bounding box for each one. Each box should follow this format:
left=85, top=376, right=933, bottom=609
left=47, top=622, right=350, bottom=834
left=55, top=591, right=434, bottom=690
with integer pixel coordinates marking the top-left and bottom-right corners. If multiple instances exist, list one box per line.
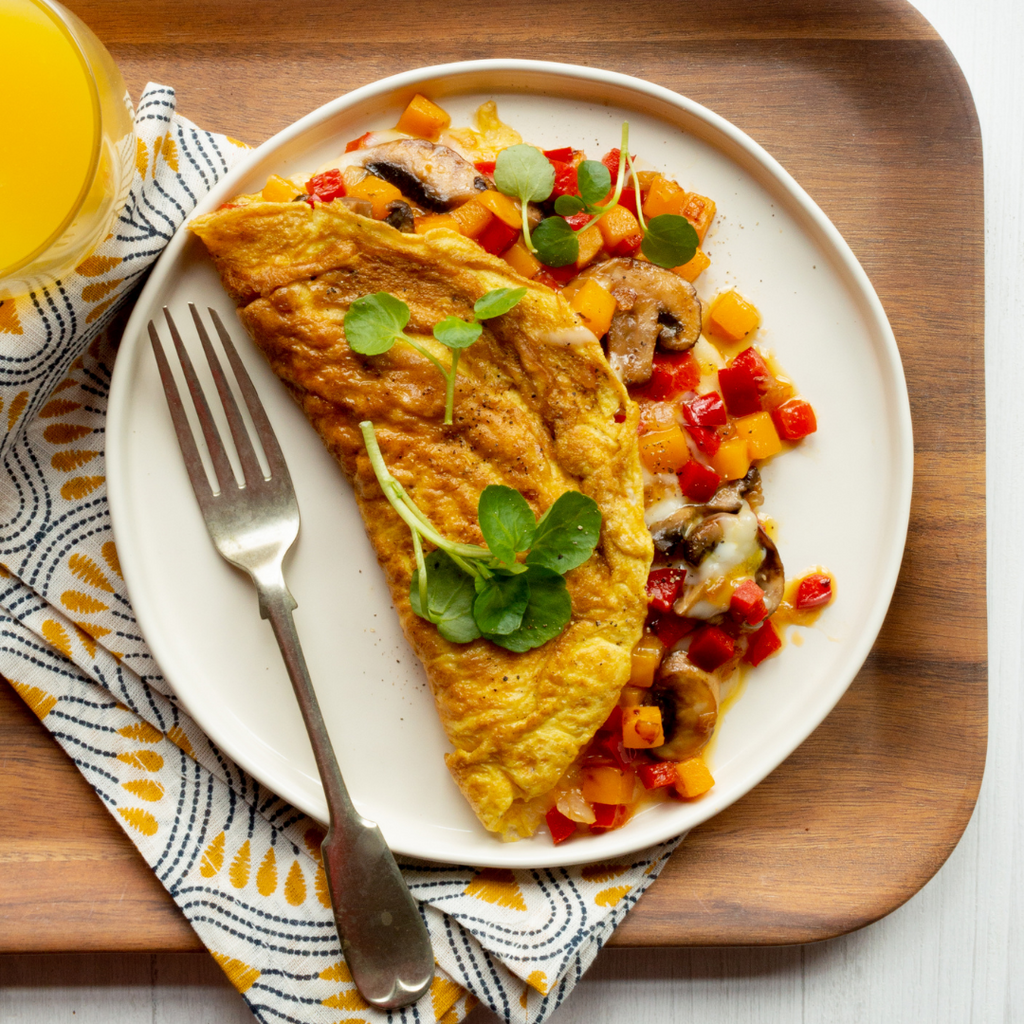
left=575, top=257, right=703, bottom=385
left=755, top=527, right=785, bottom=620
left=352, top=139, right=488, bottom=213
left=681, top=513, right=729, bottom=566
left=337, top=196, right=373, bottom=218
left=649, top=505, right=701, bottom=554
left=703, top=467, right=762, bottom=513
left=649, top=651, right=720, bottom=760
left=384, top=200, right=415, bottom=233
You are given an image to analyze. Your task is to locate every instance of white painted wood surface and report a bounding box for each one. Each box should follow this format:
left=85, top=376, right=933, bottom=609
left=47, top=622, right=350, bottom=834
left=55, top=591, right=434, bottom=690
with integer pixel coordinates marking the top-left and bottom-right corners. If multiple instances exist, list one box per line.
left=1, top=0, right=1020, bottom=1019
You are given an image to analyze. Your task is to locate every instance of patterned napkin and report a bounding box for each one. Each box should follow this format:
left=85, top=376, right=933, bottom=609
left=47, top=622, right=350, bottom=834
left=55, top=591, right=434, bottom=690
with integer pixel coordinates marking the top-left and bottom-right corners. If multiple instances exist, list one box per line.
left=0, top=84, right=682, bottom=1024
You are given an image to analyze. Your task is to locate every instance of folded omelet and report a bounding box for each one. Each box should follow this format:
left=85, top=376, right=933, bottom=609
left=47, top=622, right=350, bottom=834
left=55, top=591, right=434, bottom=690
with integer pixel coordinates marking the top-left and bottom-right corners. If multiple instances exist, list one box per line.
left=190, top=201, right=652, bottom=839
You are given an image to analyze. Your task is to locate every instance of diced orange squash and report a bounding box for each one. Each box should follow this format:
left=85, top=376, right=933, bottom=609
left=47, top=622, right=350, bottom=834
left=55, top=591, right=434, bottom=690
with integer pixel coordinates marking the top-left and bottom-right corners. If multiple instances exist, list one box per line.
left=674, top=756, right=715, bottom=798
left=395, top=93, right=451, bottom=138
left=449, top=199, right=494, bottom=239
left=569, top=278, right=617, bottom=339
left=629, top=634, right=665, bottom=688
left=598, top=204, right=641, bottom=249
left=622, top=706, right=665, bottom=748
left=575, top=223, right=603, bottom=269
left=345, top=174, right=404, bottom=219
left=475, top=189, right=522, bottom=229
left=733, top=411, right=782, bottom=461
left=581, top=765, right=636, bottom=804
left=639, top=423, right=691, bottom=474
left=707, top=290, right=760, bottom=342
left=681, top=192, right=716, bottom=242
left=673, top=247, right=711, bottom=283
left=261, top=174, right=302, bottom=202
left=618, top=686, right=647, bottom=708
left=642, top=176, right=687, bottom=218
left=502, top=238, right=541, bottom=279
left=414, top=213, right=460, bottom=234
left=709, top=435, right=751, bottom=480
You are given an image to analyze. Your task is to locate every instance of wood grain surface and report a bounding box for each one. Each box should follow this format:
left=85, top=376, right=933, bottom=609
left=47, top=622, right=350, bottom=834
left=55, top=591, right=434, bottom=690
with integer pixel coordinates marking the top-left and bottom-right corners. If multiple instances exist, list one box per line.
left=0, top=0, right=985, bottom=952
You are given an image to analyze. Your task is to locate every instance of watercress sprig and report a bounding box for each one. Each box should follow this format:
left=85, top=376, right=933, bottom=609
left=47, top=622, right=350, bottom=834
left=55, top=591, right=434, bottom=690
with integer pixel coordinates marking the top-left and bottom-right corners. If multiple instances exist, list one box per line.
left=344, top=288, right=526, bottom=425
left=494, top=122, right=699, bottom=271
left=359, top=421, right=602, bottom=652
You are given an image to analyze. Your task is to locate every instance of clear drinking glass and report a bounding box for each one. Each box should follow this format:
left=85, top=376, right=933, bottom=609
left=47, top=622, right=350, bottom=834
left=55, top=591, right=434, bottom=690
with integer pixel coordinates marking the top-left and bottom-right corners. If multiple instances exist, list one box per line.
left=0, top=0, right=135, bottom=298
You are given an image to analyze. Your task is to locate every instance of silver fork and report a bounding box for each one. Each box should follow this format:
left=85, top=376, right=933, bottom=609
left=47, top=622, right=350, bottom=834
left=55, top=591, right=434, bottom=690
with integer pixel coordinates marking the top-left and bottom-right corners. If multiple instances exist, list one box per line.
left=149, top=304, right=434, bottom=1010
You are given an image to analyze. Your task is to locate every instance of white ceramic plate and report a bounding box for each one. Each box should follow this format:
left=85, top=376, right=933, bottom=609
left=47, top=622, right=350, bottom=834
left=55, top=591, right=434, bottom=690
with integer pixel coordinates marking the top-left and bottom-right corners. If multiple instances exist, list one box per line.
left=107, top=60, right=912, bottom=868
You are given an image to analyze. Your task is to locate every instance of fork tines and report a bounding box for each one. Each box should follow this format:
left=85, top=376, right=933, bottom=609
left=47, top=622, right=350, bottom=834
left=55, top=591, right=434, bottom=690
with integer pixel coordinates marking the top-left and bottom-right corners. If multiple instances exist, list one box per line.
left=148, top=305, right=289, bottom=508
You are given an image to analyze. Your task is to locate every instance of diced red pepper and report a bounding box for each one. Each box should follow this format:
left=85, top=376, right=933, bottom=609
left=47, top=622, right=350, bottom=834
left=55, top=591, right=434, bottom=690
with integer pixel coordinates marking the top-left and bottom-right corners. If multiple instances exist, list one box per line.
left=718, top=347, right=772, bottom=418
left=345, top=132, right=373, bottom=153
left=546, top=806, right=578, bottom=845
left=632, top=351, right=700, bottom=402
left=744, top=619, right=782, bottom=666
left=534, top=270, right=564, bottom=290
left=305, top=169, right=346, bottom=202
left=677, top=459, right=722, bottom=503
left=795, top=573, right=833, bottom=610
left=683, top=392, right=728, bottom=427
left=543, top=146, right=574, bottom=162
left=564, top=211, right=592, bottom=230
left=538, top=260, right=579, bottom=283
left=549, top=160, right=579, bottom=198
left=730, top=579, right=768, bottom=625
left=648, top=612, right=696, bottom=649
left=590, top=803, right=630, bottom=833
left=474, top=159, right=497, bottom=175
left=638, top=761, right=679, bottom=790
left=645, top=567, right=687, bottom=613
left=687, top=625, right=735, bottom=671
left=217, top=202, right=241, bottom=210
left=772, top=398, right=818, bottom=441
left=589, top=731, right=641, bottom=772
left=477, top=217, right=519, bottom=256
left=602, top=148, right=632, bottom=182
left=606, top=231, right=643, bottom=258
left=617, top=185, right=644, bottom=217
left=685, top=425, right=722, bottom=457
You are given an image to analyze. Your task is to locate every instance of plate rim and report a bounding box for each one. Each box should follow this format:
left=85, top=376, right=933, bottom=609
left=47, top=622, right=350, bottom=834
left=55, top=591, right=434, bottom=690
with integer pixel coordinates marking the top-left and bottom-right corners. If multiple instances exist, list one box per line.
left=107, top=58, right=914, bottom=868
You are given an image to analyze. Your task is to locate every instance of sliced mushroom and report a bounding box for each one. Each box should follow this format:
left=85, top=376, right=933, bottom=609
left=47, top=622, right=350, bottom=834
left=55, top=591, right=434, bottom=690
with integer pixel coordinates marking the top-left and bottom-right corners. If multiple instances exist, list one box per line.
left=649, top=505, right=702, bottom=554
left=384, top=200, right=415, bottom=233
left=337, top=196, right=373, bottom=218
left=650, top=651, right=720, bottom=760
left=703, top=467, right=762, bottom=513
left=350, top=139, right=488, bottom=213
left=681, top=513, right=729, bottom=566
left=755, top=527, right=785, bottom=620
left=576, top=257, right=703, bottom=385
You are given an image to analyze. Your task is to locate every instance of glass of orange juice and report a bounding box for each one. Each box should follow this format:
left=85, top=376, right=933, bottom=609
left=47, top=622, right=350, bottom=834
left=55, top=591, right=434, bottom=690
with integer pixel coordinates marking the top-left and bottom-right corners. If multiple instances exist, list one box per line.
left=0, top=0, right=135, bottom=299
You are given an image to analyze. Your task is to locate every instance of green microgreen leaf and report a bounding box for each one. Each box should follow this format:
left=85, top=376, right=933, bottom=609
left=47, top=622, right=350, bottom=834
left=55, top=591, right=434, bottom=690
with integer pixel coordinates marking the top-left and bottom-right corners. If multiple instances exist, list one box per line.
left=474, top=287, right=528, bottom=320
left=641, top=213, right=699, bottom=269
left=433, top=316, right=482, bottom=349
left=409, top=549, right=482, bottom=644
left=477, top=485, right=536, bottom=565
left=526, top=491, right=602, bottom=573
left=494, top=144, right=554, bottom=253
left=553, top=194, right=585, bottom=216
left=493, top=144, right=555, bottom=204
left=343, top=292, right=410, bottom=356
left=485, top=565, right=572, bottom=652
left=532, top=216, right=579, bottom=268
left=577, top=160, right=611, bottom=207
left=472, top=571, right=531, bottom=635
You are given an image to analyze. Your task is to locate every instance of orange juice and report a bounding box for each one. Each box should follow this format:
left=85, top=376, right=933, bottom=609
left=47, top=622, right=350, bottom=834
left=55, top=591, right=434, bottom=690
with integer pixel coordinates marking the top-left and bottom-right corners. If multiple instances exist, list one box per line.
left=0, top=0, right=133, bottom=296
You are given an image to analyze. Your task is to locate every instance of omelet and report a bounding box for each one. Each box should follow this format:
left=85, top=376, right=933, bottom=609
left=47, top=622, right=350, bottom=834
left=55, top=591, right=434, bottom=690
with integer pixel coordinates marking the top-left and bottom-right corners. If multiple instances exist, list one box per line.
left=190, top=201, right=653, bottom=839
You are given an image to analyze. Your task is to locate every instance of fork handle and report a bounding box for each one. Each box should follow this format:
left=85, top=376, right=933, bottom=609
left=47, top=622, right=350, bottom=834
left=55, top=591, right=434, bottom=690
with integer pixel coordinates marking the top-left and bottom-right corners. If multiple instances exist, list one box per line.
left=262, top=583, right=435, bottom=1010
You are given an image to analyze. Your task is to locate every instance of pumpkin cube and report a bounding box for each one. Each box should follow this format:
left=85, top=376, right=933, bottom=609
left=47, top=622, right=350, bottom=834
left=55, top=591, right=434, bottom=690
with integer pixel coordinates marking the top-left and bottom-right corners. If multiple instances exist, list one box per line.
left=639, top=423, right=691, bottom=474
left=581, top=766, right=636, bottom=805
left=707, top=290, right=761, bottom=342
left=629, top=634, right=665, bottom=688
left=642, top=175, right=687, bottom=218
left=414, top=213, right=460, bottom=235
left=449, top=199, right=494, bottom=239
left=709, top=435, right=751, bottom=480
left=575, top=223, right=604, bottom=269
left=345, top=174, right=404, bottom=219
left=395, top=93, right=451, bottom=138
left=674, top=756, right=715, bottom=798
left=681, top=192, right=716, bottom=242
left=261, top=174, right=302, bottom=202
left=733, top=410, right=782, bottom=461
left=569, top=278, right=617, bottom=339
left=673, top=247, right=711, bottom=282
left=475, top=189, right=523, bottom=229
left=622, top=706, right=665, bottom=748
left=502, top=238, right=541, bottom=279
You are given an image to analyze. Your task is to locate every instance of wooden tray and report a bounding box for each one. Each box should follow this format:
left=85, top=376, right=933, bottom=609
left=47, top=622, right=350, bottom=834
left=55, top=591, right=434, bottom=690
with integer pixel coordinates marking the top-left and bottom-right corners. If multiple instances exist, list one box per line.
left=0, top=0, right=985, bottom=951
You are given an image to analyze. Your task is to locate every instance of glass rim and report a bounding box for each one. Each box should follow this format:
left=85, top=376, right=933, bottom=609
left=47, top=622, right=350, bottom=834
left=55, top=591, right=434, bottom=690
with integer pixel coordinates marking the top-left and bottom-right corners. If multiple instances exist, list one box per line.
left=0, top=0, right=103, bottom=278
